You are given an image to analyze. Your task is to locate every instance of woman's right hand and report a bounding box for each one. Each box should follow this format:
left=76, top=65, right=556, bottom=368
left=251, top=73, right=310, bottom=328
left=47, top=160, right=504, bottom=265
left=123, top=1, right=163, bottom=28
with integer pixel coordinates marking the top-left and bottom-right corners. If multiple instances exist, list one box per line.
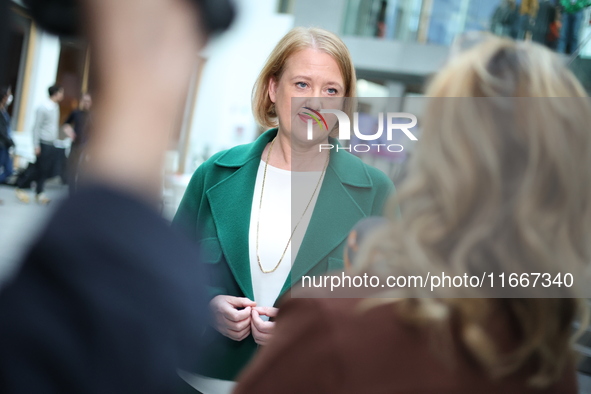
left=209, top=295, right=256, bottom=341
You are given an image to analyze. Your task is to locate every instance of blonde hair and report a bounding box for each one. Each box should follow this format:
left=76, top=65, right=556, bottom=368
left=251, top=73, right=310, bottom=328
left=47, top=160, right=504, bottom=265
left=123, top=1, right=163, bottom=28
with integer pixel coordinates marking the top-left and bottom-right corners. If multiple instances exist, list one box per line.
left=252, top=27, right=356, bottom=129
left=360, top=37, right=591, bottom=387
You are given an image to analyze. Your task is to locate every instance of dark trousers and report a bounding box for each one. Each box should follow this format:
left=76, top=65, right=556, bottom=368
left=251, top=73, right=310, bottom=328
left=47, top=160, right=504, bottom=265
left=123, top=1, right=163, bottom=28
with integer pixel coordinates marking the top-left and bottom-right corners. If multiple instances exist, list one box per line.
left=35, top=142, right=61, bottom=195
left=15, top=162, right=36, bottom=189
left=0, top=147, right=12, bottom=184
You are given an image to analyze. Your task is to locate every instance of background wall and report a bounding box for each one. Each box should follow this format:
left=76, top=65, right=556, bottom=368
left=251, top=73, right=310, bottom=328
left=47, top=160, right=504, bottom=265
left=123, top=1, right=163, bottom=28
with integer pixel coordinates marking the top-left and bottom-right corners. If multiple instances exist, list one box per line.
left=185, top=0, right=294, bottom=173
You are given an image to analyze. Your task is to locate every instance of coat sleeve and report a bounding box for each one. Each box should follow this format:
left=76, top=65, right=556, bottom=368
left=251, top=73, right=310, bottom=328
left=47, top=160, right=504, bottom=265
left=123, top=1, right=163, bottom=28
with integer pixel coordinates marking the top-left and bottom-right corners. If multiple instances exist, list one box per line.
left=32, top=105, right=46, bottom=149
left=0, top=115, right=9, bottom=149
left=172, top=159, right=227, bottom=300
left=234, top=297, right=343, bottom=394
left=368, top=166, right=396, bottom=217
left=173, top=162, right=207, bottom=241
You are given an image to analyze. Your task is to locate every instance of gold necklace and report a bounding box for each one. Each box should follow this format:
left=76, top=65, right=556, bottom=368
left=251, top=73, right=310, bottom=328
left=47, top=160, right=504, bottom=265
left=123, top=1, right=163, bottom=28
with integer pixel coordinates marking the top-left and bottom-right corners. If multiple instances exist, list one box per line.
left=256, top=137, right=329, bottom=274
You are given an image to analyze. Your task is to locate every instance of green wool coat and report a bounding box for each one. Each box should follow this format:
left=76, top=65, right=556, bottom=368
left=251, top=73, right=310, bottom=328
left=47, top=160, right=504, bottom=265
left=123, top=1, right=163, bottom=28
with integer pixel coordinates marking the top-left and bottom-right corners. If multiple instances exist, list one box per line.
left=173, top=128, right=394, bottom=380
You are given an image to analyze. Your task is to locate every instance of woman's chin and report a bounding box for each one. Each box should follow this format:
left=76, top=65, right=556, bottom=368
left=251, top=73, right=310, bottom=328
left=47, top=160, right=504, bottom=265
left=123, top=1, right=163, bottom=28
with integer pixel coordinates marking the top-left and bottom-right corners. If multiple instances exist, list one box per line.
left=288, top=129, right=325, bottom=147
left=282, top=118, right=325, bottom=144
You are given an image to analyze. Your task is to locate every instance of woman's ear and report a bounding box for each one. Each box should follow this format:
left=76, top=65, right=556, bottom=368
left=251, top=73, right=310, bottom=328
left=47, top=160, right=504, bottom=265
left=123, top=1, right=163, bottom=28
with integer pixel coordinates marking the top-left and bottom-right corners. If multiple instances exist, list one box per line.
left=268, top=76, right=277, bottom=103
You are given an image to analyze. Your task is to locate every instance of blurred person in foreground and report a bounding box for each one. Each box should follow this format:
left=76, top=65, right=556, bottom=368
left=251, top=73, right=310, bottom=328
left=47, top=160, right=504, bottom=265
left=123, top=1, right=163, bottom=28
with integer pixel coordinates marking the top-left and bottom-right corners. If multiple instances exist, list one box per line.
left=173, top=27, right=393, bottom=393
left=234, top=37, right=591, bottom=393
left=0, top=0, right=233, bottom=392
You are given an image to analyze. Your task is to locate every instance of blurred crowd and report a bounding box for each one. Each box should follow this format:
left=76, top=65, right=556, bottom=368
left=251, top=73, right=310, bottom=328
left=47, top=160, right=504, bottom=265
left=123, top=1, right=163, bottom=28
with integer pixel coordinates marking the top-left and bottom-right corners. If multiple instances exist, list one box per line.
left=491, top=0, right=591, bottom=54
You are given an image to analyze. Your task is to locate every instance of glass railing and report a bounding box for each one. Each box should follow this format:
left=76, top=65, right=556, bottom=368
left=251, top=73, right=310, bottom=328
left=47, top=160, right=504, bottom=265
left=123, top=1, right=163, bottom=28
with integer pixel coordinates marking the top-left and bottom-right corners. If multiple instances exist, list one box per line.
left=567, top=28, right=591, bottom=92
left=342, top=0, right=501, bottom=45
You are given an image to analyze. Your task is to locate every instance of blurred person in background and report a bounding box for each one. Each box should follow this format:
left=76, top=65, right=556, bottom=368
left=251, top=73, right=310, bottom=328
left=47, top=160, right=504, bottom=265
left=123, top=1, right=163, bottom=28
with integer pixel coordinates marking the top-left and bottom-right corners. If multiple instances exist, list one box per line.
left=0, top=86, right=15, bottom=202
left=557, top=0, right=591, bottom=54
left=234, top=37, right=591, bottom=394
left=0, top=0, right=233, bottom=392
left=173, top=27, right=394, bottom=393
left=518, top=0, right=539, bottom=40
left=546, top=5, right=562, bottom=50
left=63, top=92, right=92, bottom=193
left=15, top=84, right=64, bottom=205
left=491, top=0, right=519, bottom=38
left=531, top=0, right=558, bottom=47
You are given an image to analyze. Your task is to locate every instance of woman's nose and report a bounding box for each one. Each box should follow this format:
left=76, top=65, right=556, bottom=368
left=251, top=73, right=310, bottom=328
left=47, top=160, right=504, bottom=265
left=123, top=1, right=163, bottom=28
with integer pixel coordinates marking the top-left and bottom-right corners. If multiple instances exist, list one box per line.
left=305, top=96, right=322, bottom=111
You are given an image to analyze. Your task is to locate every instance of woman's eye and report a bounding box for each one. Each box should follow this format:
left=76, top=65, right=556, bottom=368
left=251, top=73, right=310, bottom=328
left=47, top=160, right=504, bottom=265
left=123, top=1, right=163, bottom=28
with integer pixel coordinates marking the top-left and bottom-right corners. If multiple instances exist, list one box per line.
left=296, top=82, right=308, bottom=89
left=327, top=88, right=338, bottom=95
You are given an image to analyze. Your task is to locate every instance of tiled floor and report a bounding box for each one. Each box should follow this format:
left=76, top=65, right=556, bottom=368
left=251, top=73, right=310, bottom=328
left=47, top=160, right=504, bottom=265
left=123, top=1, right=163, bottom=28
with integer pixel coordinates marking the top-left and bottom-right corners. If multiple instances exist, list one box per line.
left=0, top=176, right=181, bottom=284
left=0, top=180, right=67, bottom=287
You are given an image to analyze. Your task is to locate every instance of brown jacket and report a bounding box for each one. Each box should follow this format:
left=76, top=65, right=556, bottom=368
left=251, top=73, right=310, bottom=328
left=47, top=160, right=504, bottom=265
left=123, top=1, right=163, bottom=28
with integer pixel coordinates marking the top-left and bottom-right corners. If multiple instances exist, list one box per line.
left=234, top=296, right=577, bottom=394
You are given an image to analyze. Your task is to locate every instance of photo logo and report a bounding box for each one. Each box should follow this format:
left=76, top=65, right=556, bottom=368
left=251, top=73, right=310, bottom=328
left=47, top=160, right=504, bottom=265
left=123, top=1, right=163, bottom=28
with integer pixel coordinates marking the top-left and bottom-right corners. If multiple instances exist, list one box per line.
left=303, top=107, right=328, bottom=131
left=305, top=109, right=418, bottom=153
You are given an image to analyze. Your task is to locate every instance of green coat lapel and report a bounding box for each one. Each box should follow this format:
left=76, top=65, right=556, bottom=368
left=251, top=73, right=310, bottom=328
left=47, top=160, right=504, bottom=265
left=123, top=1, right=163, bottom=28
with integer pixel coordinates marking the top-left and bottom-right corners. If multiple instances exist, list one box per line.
left=206, top=164, right=256, bottom=300
left=206, top=129, right=277, bottom=301
left=280, top=141, right=374, bottom=295
left=205, top=130, right=376, bottom=300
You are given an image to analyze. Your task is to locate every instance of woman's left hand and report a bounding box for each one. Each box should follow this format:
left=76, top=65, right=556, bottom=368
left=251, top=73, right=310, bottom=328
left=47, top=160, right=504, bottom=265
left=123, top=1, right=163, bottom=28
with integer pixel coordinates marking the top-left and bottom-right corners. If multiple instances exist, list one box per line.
left=251, top=307, right=278, bottom=346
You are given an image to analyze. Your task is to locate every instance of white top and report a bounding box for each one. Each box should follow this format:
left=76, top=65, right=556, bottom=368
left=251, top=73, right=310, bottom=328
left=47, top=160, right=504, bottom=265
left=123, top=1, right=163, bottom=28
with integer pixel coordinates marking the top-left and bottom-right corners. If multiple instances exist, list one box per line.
left=32, top=98, right=60, bottom=148
left=181, top=160, right=325, bottom=394
left=248, top=160, right=325, bottom=309
left=179, top=371, right=236, bottom=394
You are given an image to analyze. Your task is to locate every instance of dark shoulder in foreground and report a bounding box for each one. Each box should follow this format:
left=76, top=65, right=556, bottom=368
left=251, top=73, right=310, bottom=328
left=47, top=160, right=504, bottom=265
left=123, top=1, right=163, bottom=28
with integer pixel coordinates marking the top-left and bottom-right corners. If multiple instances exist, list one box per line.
left=0, top=185, right=206, bottom=394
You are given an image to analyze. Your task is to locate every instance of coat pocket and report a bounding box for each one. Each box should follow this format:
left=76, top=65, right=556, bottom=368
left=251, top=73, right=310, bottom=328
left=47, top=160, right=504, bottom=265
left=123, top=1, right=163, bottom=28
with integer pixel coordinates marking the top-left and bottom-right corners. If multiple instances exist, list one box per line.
left=198, top=237, right=226, bottom=297
left=198, top=237, right=222, bottom=264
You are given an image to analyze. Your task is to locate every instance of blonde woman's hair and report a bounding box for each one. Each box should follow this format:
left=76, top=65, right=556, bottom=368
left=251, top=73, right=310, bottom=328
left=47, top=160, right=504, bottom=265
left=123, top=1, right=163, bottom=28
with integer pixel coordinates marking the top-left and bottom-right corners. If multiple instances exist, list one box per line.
left=252, top=27, right=356, bottom=129
left=360, top=37, right=591, bottom=387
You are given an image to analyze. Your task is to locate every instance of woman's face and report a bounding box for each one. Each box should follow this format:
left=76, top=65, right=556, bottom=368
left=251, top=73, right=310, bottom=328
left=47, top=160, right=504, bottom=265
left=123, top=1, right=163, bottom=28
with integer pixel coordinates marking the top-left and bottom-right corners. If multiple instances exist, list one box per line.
left=268, top=48, right=345, bottom=145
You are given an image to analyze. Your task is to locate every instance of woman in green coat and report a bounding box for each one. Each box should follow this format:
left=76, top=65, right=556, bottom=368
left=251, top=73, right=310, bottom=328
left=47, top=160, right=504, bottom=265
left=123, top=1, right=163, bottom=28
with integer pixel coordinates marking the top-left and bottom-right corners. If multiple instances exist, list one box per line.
left=173, top=27, right=393, bottom=394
